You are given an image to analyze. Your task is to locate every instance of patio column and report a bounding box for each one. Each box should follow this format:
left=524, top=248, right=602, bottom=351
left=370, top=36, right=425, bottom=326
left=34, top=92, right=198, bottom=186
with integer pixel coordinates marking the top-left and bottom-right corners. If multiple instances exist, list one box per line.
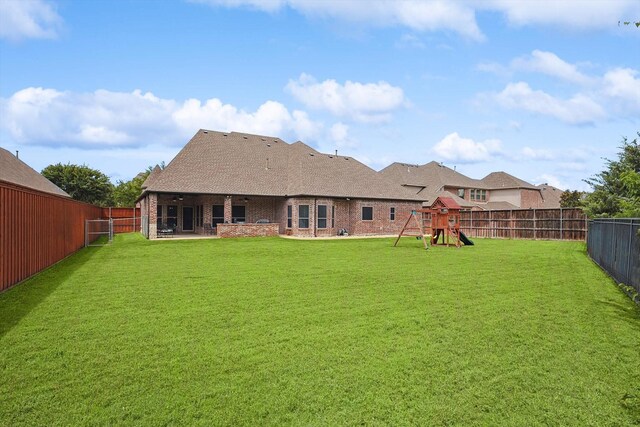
left=224, top=196, right=232, bottom=223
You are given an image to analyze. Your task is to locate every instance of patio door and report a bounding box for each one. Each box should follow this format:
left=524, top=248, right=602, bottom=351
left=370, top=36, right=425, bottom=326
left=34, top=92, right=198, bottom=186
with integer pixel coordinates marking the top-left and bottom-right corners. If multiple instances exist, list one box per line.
left=182, top=206, right=194, bottom=232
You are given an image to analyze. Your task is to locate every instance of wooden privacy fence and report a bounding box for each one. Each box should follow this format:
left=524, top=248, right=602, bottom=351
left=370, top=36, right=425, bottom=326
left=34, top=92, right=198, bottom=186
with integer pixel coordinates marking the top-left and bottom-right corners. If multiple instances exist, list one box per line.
left=460, top=208, right=587, bottom=241
left=0, top=180, right=103, bottom=292
left=101, top=207, right=141, bottom=234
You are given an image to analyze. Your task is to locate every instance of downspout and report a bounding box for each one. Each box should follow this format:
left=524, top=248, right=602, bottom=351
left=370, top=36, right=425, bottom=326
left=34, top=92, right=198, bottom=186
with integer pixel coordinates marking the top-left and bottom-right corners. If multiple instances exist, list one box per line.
left=314, top=198, right=317, bottom=237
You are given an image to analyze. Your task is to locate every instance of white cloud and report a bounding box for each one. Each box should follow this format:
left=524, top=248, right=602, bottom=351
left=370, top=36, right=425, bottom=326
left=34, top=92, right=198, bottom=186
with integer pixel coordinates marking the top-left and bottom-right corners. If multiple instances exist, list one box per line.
left=0, top=0, right=63, bottom=41
left=532, top=173, right=565, bottom=190
left=432, top=132, right=503, bottom=163
left=511, top=50, right=593, bottom=85
left=0, top=87, right=323, bottom=148
left=522, top=146, right=555, bottom=160
left=602, top=68, right=640, bottom=110
left=490, top=82, right=606, bottom=125
left=192, top=0, right=640, bottom=39
left=485, top=0, right=640, bottom=30
left=286, top=73, right=406, bottom=123
left=193, top=0, right=484, bottom=40
left=328, top=122, right=358, bottom=148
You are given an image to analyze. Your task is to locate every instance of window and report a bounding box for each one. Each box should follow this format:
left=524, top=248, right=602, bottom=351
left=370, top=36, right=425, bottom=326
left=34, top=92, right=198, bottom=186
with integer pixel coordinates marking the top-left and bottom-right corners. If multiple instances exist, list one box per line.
left=167, top=205, right=178, bottom=228
left=458, top=188, right=465, bottom=198
left=212, top=205, right=224, bottom=225
left=331, top=206, right=335, bottom=228
left=232, top=205, right=246, bottom=223
left=362, top=206, right=373, bottom=221
left=317, top=205, right=327, bottom=229
left=298, top=205, right=309, bottom=228
left=471, top=189, right=487, bottom=201
left=156, top=205, right=163, bottom=227
left=195, top=205, right=203, bottom=227
left=390, top=207, right=395, bottom=221
left=287, top=205, right=292, bottom=228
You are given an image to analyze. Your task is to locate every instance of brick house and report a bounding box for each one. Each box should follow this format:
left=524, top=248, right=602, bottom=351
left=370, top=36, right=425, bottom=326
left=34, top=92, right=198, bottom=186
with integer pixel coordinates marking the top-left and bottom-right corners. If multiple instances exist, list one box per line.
left=379, top=161, right=562, bottom=210
left=138, top=130, right=425, bottom=239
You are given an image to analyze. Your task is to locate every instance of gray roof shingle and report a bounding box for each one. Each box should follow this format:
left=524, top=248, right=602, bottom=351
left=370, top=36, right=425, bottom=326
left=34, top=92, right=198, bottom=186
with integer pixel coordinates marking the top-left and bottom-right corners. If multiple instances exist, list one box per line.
left=144, top=130, right=424, bottom=201
left=481, top=171, right=538, bottom=190
left=0, top=147, right=70, bottom=197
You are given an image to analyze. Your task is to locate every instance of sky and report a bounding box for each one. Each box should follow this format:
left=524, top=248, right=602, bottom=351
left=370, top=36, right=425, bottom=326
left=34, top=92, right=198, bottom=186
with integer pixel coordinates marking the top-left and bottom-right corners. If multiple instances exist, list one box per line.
left=0, top=0, right=639, bottom=191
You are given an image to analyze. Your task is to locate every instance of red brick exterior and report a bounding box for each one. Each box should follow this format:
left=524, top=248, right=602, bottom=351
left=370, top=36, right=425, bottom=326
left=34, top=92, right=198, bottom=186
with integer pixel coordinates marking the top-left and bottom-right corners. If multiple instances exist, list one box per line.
left=217, top=223, right=279, bottom=237
left=140, top=192, right=422, bottom=239
left=520, top=189, right=544, bottom=209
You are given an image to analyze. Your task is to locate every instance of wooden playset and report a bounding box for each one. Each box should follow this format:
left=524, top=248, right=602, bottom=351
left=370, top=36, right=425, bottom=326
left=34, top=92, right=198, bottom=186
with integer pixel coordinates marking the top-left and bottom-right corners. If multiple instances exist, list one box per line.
left=394, top=196, right=474, bottom=249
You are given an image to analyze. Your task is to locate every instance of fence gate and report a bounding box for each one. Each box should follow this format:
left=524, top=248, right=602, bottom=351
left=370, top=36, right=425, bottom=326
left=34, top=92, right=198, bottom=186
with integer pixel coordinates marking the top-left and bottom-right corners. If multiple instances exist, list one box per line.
left=85, top=219, right=113, bottom=247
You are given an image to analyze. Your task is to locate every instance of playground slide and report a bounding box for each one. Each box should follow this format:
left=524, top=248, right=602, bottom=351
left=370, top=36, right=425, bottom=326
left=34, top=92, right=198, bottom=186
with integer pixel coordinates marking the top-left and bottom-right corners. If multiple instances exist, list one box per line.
left=459, top=231, right=474, bottom=246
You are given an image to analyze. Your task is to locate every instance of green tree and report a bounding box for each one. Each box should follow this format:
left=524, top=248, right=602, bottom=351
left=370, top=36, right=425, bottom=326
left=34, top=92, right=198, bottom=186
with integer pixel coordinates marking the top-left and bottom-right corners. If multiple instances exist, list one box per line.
left=582, top=133, right=640, bottom=218
left=559, top=190, right=586, bottom=208
left=112, top=172, right=150, bottom=207
left=42, top=163, right=114, bottom=206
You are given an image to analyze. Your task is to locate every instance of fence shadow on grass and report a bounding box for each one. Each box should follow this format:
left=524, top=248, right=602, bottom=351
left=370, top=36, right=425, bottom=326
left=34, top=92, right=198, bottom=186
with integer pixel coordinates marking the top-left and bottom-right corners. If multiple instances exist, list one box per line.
left=0, top=245, right=103, bottom=339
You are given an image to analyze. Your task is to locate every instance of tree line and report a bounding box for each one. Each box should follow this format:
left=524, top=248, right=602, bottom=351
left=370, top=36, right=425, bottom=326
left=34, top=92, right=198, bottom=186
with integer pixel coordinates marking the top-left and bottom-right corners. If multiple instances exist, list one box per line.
left=560, top=133, right=639, bottom=218
left=41, top=163, right=163, bottom=207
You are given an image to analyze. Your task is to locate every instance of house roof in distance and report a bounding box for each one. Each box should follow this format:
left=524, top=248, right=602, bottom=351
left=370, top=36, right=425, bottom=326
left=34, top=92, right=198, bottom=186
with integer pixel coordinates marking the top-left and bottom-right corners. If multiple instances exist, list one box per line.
left=481, top=171, right=538, bottom=190
left=0, top=147, right=70, bottom=197
left=537, top=183, right=564, bottom=208
left=143, top=130, right=424, bottom=201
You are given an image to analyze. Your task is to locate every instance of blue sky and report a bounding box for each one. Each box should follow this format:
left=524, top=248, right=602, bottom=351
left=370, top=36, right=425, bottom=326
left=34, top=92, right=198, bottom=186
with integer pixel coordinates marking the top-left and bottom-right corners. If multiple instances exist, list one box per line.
left=1, top=0, right=639, bottom=190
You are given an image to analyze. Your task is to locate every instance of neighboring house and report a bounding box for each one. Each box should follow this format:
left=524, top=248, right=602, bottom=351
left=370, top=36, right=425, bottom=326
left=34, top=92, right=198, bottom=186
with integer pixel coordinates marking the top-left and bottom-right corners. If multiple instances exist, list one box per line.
left=0, top=147, right=70, bottom=197
left=379, top=161, right=562, bottom=210
left=138, top=130, right=424, bottom=239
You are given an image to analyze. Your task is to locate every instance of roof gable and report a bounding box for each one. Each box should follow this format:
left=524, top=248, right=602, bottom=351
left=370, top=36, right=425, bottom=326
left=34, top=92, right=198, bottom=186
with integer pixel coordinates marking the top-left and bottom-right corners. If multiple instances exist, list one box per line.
left=481, top=171, right=537, bottom=190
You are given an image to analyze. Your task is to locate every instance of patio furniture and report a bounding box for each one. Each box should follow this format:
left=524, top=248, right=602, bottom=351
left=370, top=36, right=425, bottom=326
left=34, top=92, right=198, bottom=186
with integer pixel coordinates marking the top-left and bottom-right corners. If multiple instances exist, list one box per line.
left=158, top=223, right=175, bottom=238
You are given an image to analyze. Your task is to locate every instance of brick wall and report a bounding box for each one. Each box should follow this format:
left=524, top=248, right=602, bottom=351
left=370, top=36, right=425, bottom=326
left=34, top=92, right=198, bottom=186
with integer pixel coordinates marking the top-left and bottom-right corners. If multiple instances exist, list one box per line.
left=217, top=223, right=279, bottom=237
left=520, top=189, right=544, bottom=208
left=348, top=200, right=421, bottom=235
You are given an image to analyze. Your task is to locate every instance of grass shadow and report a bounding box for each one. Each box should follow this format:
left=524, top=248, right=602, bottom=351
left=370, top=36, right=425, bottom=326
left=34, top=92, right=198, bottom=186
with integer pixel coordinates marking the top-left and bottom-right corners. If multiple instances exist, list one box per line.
left=0, top=243, right=106, bottom=339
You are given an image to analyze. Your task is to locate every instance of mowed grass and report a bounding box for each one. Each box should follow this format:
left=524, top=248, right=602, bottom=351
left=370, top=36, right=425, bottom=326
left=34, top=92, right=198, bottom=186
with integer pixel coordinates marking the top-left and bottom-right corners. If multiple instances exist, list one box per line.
left=1, top=234, right=640, bottom=426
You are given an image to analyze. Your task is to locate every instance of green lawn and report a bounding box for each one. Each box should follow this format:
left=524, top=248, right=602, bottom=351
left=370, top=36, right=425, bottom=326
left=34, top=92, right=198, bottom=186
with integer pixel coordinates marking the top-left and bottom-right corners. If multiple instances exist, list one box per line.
left=1, top=234, right=639, bottom=426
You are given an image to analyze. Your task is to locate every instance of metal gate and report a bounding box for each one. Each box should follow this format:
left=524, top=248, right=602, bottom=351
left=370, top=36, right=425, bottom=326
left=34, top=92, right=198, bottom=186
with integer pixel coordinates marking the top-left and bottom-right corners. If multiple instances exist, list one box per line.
left=85, top=219, right=113, bottom=247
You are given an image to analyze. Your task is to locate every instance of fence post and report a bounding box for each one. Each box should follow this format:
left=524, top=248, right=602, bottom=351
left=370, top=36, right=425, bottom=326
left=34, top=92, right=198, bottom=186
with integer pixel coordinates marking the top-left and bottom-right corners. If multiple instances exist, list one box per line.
left=533, top=209, right=537, bottom=240
left=84, top=219, right=88, bottom=247
left=560, top=207, right=563, bottom=240
left=627, top=219, right=633, bottom=285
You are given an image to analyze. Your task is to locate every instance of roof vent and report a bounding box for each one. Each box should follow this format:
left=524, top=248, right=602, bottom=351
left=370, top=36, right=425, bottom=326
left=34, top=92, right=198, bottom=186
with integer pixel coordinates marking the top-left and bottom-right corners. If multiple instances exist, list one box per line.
left=223, top=134, right=228, bottom=137
left=329, top=155, right=333, bottom=158
left=344, top=157, right=349, bottom=160
left=203, top=130, right=208, bottom=134
left=267, top=143, right=271, bottom=147
left=243, top=136, right=248, bottom=139
left=309, top=153, right=315, bottom=156
left=261, top=138, right=266, bottom=141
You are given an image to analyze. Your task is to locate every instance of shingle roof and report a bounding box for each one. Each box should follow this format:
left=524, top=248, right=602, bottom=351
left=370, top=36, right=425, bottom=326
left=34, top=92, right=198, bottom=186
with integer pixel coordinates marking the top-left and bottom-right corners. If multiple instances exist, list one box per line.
left=0, top=147, right=70, bottom=197
left=481, top=171, right=538, bottom=190
left=537, top=184, right=563, bottom=208
left=143, top=130, right=424, bottom=201
left=141, top=165, right=162, bottom=189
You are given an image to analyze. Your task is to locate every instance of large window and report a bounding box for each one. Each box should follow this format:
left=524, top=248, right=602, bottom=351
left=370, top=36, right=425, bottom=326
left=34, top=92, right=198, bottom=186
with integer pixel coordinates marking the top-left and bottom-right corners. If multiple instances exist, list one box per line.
left=287, top=205, right=292, bottom=228
left=167, top=205, right=178, bottom=228
left=390, top=207, right=395, bottom=221
left=298, top=205, right=309, bottom=229
left=362, top=206, right=373, bottom=221
left=458, top=188, right=465, bottom=198
left=232, top=205, right=246, bottom=223
left=212, top=205, right=224, bottom=225
left=317, top=205, right=327, bottom=229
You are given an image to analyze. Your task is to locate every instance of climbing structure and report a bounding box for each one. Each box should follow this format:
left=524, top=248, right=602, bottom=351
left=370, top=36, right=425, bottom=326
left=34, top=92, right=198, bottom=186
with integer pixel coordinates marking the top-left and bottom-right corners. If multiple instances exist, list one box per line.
left=428, top=197, right=462, bottom=247
left=395, top=196, right=474, bottom=249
